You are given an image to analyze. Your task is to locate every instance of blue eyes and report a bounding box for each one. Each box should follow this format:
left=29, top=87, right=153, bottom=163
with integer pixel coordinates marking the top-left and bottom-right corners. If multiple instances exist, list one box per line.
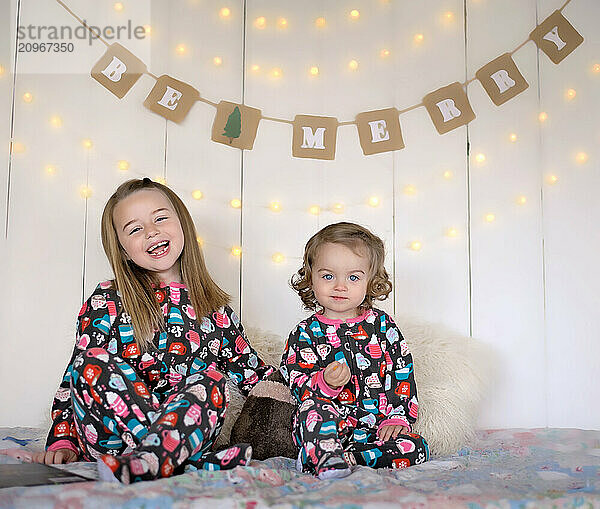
left=321, top=274, right=361, bottom=282
left=349, top=274, right=359, bottom=282
left=323, top=274, right=334, bottom=280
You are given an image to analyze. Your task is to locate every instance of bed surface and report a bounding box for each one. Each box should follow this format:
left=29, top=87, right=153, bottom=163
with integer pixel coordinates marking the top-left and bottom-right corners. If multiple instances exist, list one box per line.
left=1, top=426, right=599, bottom=508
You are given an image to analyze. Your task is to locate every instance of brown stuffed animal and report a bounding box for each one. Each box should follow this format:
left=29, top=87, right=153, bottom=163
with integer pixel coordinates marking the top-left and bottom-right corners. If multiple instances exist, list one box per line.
left=230, top=370, right=297, bottom=460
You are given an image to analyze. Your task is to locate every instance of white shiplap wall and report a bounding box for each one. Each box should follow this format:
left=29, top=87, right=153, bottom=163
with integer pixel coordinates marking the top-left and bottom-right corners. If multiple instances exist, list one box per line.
left=0, top=0, right=598, bottom=430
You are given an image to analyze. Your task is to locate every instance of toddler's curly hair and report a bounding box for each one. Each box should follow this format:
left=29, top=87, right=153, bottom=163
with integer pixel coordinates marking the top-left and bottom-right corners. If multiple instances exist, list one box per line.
left=291, top=222, right=392, bottom=312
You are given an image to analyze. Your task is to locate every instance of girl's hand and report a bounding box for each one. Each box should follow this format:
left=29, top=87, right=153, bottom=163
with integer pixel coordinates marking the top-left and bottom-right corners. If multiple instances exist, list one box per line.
left=32, top=448, right=78, bottom=465
left=323, top=361, right=351, bottom=389
left=377, top=424, right=410, bottom=442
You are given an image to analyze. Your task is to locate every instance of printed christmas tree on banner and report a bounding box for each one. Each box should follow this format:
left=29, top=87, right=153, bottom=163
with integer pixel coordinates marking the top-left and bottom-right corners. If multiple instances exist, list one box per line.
left=223, top=106, right=242, bottom=144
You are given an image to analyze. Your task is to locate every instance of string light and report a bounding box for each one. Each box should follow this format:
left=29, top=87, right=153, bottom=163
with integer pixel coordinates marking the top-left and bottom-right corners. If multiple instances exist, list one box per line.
left=254, top=16, right=266, bottom=29
left=368, top=196, right=380, bottom=207
left=219, top=7, right=231, bottom=19
left=443, top=11, right=455, bottom=22
left=272, top=252, right=285, bottom=264
left=269, top=200, right=282, bottom=212
left=117, top=160, right=129, bottom=171
left=192, top=190, right=204, bottom=200
left=82, top=138, right=93, bottom=149
left=565, top=88, right=577, bottom=100
left=575, top=152, right=588, bottom=164
left=12, top=142, right=25, bottom=153
left=309, top=66, right=319, bottom=76
left=414, top=33, right=424, bottom=44
left=50, top=115, right=62, bottom=128
left=113, top=2, right=124, bottom=12
left=315, top=17, right=326, bottom=28
left=250, top=64, right=260, bottom=73
left=475, top=153, right=486, bottom=164
left=143, top=25, right=151, bottom=35
left=516, top=195, right=527, bottom=205
left=446, top=228, right=458, bottom=238
left=213, top=56, right=223, bottom=66
left=155, top=177, right=167, bottom=185
left=509, top=133, right=518, bottom=142
left=230, top=198, right=242, bottom=209
left=175, top=44, right=187, bottom=55
left=547, top=175, right=559, bottom=185
left=348, top=60, right=359, bottom=71
left=349, top=9, right=360, bottom=20
left=23, top=92, right=33, bottom=103
left=409, top=241, right=422, bottom=251
left=403, top=185, right=416, bottom=196
left=538, top=111, right=548, bottom=123
left=277, top=18, right=288, bottom=29
left=270, top=68, right=282, bottom=79
left=484, top=213, right=496, bottom=223
left=231, top=246, right=242, bottom=257
left=380, top=49, right=390, bottom=58
left=591, top=63, right=600, bottom=74
left=197, top=236, right=204, bottom=247
left=0, top=64, right=5, bottom=76
left=332, top=202, right=345, bottom=214
left=45, top=165, right=56, bottom=175
left=79, top=185, right=93, bottom=199
left=443, top=170, right=453, bottom=179
left=308, top=205, right=320, bottom=215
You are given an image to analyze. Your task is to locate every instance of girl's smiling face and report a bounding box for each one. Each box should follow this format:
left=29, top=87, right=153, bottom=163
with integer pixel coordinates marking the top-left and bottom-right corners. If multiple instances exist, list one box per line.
left=113, top=189, right=185, bottom=284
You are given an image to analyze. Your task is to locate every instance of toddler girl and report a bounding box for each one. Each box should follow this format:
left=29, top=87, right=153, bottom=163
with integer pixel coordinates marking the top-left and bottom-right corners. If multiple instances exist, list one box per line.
left=35, top=178, right=274, bottom=483
left=281, top=222, right=429, bottom=479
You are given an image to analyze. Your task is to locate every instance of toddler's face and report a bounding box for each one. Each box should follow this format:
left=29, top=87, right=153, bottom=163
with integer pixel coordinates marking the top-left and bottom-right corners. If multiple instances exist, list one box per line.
left=113, top=189, right=185, bottom=284
left=311, top=242, right=370, bottom=320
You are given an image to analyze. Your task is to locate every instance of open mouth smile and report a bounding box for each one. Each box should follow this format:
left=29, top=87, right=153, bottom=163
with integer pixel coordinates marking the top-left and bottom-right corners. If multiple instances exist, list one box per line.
left=147, top=240, right=170, bottom=258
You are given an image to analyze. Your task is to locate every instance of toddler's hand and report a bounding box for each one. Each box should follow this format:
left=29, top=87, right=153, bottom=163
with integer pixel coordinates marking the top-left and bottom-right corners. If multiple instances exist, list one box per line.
left=377, top=424, right=409, bottom=441
left=323, top=360, right=351, bottom=389
left=32, top=448, right=78, bottom=465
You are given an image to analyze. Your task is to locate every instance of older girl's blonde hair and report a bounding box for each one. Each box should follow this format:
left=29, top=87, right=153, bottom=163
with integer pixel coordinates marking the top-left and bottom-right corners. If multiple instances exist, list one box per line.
left=101, top=178, right=229, bottom=351
left=291, top=221, right=392, bottom=312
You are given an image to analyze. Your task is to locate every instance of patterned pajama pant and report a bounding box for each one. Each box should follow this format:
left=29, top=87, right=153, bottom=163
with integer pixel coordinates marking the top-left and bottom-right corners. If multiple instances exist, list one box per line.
left=293, top=396, right=429, bottom=475
left=70, top=348, right=250, bottom=483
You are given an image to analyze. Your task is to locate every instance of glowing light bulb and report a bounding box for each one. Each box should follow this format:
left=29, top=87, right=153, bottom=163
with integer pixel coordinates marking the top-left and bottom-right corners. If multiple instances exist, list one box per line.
left=315, top=17, right=326, bottom=28
left=231, top=246, right=242, bottom=257
left=547, top=175, right=558, bottom=185
left=380, top=49, right=390, bottom=58
left=409, top=241, right=422, bottom=251
left=118, top=160, right=130, bottom=171
left=143, top=25, right=151, bottom=35
left=272, top=252, right=285, bottom=264
left=575, top=152, right=588, bottom=164
left=308, top=205, right=320, bottom=215
left=196, top=236, right=204, bottom=246
left=516, top=195, right=527, bottom=205
left=332, top=202, right=345, bottom=214
left=270, top=68, right=282, bottom=79
left=414, top=33, right=424, bottom=44
left=213, top=56, right=223, bottom=66
left=509, top=133, right=518, bottom=143
left=443, top=11, right=454, bottom=22
left=348, top=59, right=359, bottom=71
left=82, top=138, right=93, bottom=149
left=250, top=64, right=260, bottom=73
left=254, top=16, right=266, bottom=29
left=475, top=153, right=486, bottom=164
left=45, top=165, right=56, bottom=175
left=114, top=2, right=124, bottom=12
left=565, top=88, right=577, bottom=100
left=277, top=18, right=288, bottom=29
left=403, top=185, right=416, bottom=196
left=12, top=142, right=25, bottom=153
left=79, top=185, right=93, bottom=199
left=220, top=7, right=231, bottom=18
left=230, top=198, right=242, bottom=209
left=175, top=44, right=187, bottom=55
left=0, top=64, right=5, bottom=76
left=591, top=63, right=600, bottom=74
left=443, top=170, right=453, bottom=179
left=155, top=177, right=167, bottom=185
left=485, top=213, right=496, bottom=223
left=309, top=66, right=319, bottom=76
left=350, top=9, right=360, bottom=19
left=269, top=200, right=282, bottom=212
left=368, top=196, right=380, bottom=207
left=192, top=190, right=204, bottom=200
left=23, top=92, right=33, bottom=103
left=538, top=111, right=548, bottom=123
left=50, top=115, right=62, bottom=128
left=446, top=228, right=458, bottom=238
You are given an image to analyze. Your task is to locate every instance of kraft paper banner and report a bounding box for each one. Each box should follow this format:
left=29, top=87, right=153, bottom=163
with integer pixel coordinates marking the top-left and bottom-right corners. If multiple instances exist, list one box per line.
left=355, top=108, right=405, bottom=156
left=423, top=82, right=476, bottom=135
left=143, top=75, right=200, bottom=124
left=292, top=115, right=338, bottom=160
left=529, top=10, right=584, bottom=64
left=211, top=101, right=262, bottom=150
left=476, top=53, right=529, bottom=106
left=91, top=43, right=146, bottom=99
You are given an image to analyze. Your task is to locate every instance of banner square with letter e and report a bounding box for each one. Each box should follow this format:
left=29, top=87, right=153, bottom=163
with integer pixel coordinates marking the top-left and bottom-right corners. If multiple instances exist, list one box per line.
left=143, top=75, right=200, bottom=124
left=91, top=43, right=147, bottom=99
left=211, top=101, right=262, bottom=150
left=476, top=53, right=529, bottom=106
left=529, top=10, right=583, bottom=64
left=355, top=108, right=405, bottom=156
left=423, top=82, right=476, bottom=135
left=292, top=115, right=338, bottom=160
